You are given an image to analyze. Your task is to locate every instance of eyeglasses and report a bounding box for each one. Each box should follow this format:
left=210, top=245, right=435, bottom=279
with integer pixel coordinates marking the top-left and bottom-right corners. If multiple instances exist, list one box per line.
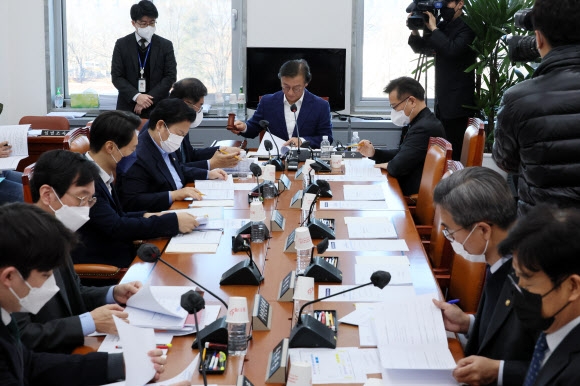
left=442, top=226, right=464, bottom=242
left=390, top=96, right=410, bottom=110
left=135, top=19, right=157, bottom=28
left=282, top=85, right=305, bottom=94
left=184, top=100, right=203, bottom=114
left=65, top=192, right=97, bottom=207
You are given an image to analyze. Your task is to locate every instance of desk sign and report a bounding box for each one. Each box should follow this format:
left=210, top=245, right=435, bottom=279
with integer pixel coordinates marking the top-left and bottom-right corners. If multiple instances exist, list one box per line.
left=295, top=166, right=305, bottom=180
left=252, top=294, right=272, bottom=331
left=278, top=173, right=292, bottom=192
left=277, top=271, right=296, bottom=302
left=289, top=190, right=303, bottom=209
left=41, top=129, right=69, bottom=136
left=237, top=375, right=255, bottom=386
left=284, top=229, right=297, bottom=253
left=265, top=338, right=289, bottom=384
left=271, top=210, right=286, bottom=232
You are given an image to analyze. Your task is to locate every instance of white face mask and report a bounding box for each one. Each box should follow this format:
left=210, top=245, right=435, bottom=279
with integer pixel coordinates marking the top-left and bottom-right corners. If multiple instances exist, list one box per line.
left=391, top=99, right=414, bottom=127
left=190, top=111, right=203, bottom=128
left=49, top=188, right=91, bottom=232
left=450, top=225, right=488, bottom=263
left=159, top=123, right=184, bottom=153
left=136, top=26, right=155, bottom=41
left=9, top=272, right=59, bottom=314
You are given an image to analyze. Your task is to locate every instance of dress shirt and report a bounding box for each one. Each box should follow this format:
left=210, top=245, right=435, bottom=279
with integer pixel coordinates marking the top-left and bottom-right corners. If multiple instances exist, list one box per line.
left=85, top=152, right=114, bottom=194
left=80, top=287, right=116, bottom=336
left=284, top=92, right=305, bottom=139
left=543, top=315, right=580, bottom=365
left=132, top=32, right=152, bottom=101
left=1, top=308, right=10, bottom=326
left=149, top=132, right=183, bottom=205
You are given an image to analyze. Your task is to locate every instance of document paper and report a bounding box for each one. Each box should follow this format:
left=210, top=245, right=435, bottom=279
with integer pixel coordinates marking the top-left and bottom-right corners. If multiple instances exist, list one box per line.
left=165, top=230, right=222, bottom=253
left=113, top=315, right=156, bottom=386
left=344, top=216, right=397, bottom=239
left=326, top=239, right=409, bottom=252
left=0, top=125, right=30, bottom=170
left=289, top=347, right=368, bottom=384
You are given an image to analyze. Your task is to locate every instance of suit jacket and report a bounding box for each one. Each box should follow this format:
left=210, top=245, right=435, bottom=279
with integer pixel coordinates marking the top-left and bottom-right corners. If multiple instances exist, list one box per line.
left=242, top=89, right=333, bottom=148
left=370, top=107, right=445, bottom=196
left=465, top=263, right=539, bottom=386
left=72, top=175, right=179, bottom=268
left=12, top=257, right=109, bottom=353
left=0, top=319, right=112, bottom=385
left=534, top=323, right=580, bottom=386
left=116, top=130, right=208, bottom=212
left=140, top=120, right=218, bottom=169
left=111, top=33, right=177, bottom=117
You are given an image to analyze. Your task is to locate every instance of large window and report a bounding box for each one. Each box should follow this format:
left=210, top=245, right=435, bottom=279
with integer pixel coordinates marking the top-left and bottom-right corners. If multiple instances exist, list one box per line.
left=353, top=0, right=434, bottom=114
left=51, top=0, right=244, bottom=104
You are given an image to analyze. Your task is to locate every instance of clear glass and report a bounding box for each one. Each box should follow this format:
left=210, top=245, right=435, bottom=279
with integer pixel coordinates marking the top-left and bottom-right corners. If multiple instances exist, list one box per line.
left=296, top=248, right=311, bottom=275
left=293, top=299, right=313, bottom=326
left=251, top=221, right=266, bottom=243
left=262, top=181, right=277, bottom=199
left=350, top=132, right=360, bottom=147
left=227, top=322, right=248, bottom=356
left=300, top=209, right=311, bottom=225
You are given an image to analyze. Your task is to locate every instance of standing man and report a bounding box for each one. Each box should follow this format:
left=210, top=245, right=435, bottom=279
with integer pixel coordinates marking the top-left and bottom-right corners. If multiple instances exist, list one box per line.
left=493, top=0, right=580, bottom=215
left=111, top=0, right=176, bottom=118
left=357, top=77, right=445, bottom=196
left=408, top=0, right=476, bottom=161
left=230, top=59, right=333, bottom=149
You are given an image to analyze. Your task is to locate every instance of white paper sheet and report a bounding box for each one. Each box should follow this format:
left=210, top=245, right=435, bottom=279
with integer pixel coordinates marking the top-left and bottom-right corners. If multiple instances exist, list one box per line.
left=318, top=284, right=415, bottom=302
left=320, top=200, right=388, bottom=210
left=0, top=125, right=30, bottom=170
left=314, top=174, right=387, bottom=182
left=233, top=182, right=257, bottom=190
left=255, top=132, right=286, bottom=156
left=113, top=315, right=156, bottom=386
left=343, top=185, right=386, bottom=201
left=344, top=217, right=397, bottom=239
left=47, top=111, right=86, bottom=117
left=127, top=284, right=190, bottom=318
left=188, top=199, right=234, bottom=207
left=197, top=189, right=234, bottom=200
left=194, top=174, right=234, bottom=190
left=355, top=263, right=412, bottom=286
left=326, top=239, right=409, bottom=252
left=355, top=255, right=410, bottom=265
left=289, top=347, right=368, bottom=384
left=165, top=207, right=224, bottom=220
left=165, top=230, right=222, bottom=253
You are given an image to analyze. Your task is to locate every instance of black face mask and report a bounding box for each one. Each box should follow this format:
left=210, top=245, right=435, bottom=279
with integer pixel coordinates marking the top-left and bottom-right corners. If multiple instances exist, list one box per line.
left=440, top=7, right=456, bottom=22
left=511, top=278, right=571, bottom=331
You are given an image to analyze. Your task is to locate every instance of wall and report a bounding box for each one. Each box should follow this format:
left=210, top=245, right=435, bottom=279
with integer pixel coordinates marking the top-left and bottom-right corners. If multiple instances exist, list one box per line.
left=0, top=0, right=48, bottom=125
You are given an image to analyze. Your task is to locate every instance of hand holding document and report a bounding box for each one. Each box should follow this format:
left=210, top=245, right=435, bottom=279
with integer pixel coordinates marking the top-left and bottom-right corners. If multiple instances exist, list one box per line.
left=0, top=125, right=30, bottom=170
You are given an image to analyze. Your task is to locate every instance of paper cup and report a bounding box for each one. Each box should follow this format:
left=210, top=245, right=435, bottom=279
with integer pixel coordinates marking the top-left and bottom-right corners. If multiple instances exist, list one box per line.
left=287, top=361, right=313, bottom=386
left=293, top=276, right=315, bottom=301
left=294, top=226, right=313, bottom=250
left=263, top=164, right=276, bottom=182
left=250, top=201, right=266, bottom=222
left=330, top=154, right=342, bottom=169
left=226, top=296, right=249, bottom=323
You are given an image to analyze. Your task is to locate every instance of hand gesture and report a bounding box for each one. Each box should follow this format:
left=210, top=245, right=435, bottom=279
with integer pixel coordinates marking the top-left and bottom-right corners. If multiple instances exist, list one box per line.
left=176, top=212, right=199, bottom=233
left=209, top=150, right=239, bottom=169
left=453, top=355, right=500, bottom=386
left=230, top=120, right=246, bottom=134
left=0, top=141, right=12, bottom=158
left=113, top=281, right=142, bottom=304
left=171, top=187, right=203, bottom=201
left=432, top=298, right=471, bottom=333
left=208, top=169, right=228, bottom=180
left=357, top=139, right=375, bottom=157
left=90, top=304, right=128, bottom=334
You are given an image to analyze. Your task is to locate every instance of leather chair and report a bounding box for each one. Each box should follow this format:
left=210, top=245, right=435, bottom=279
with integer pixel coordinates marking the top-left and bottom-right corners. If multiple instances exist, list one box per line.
left=447, top=253, right=486, bottom=314
left=460, top=117, right=485, bottom=167
left=63, top=126, right=90, bottom=153
left=19, top=116, right=70, bottom=131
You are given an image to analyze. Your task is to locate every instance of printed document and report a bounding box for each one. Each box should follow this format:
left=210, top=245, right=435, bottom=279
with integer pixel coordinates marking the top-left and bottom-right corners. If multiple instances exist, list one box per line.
left=327, top=239, right=409, bottom=252
left=344, top=216, right=397, bottom=239
left=289, top=347, right=368, bottom=384
left=343, top=185, right=386, bottom=201
left=320, top=200, right=388, bottom=210
left=0, top=125, right=30, bottom=170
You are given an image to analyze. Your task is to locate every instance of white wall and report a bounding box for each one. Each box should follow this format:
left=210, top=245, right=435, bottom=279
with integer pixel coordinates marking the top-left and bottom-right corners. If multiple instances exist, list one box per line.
left=0, top=0, right=353, bottom=124
left=0, top=0, right=48, bottom=125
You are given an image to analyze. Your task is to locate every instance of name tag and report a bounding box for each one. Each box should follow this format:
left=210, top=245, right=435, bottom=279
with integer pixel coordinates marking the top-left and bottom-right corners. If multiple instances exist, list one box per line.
left=138, top=78, right=146, bottom=93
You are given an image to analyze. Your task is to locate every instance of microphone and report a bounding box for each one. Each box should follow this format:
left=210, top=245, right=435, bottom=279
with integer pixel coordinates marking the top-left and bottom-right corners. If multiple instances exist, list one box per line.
left=290, top=103, right=302, bottom=157
left=137, top=244, right=229, bottom=346
left=264, top=139, right=273, bottom=161
left=220, top=234, right=264, bottom=285
left=259, top=120, right=284, bottom=171
left=303, top=237, right=342, bottom=283
left=180, top=291, right=208, bottom=386
left=249, top=162, right=263, bottom=200
left=289, top=271, right=392, bottom=348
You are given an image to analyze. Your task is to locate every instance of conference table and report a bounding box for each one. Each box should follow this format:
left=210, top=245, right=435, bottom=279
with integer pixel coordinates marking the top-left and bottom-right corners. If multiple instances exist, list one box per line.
left=81, top=162, right=461, bottom=385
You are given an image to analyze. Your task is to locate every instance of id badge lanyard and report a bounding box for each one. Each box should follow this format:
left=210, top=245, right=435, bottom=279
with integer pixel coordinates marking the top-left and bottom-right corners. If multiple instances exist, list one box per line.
left=137, top=43, right=152, bottom=93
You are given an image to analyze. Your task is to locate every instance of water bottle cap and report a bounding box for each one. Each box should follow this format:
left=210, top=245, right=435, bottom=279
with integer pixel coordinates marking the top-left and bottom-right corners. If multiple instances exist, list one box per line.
left=323, top=135, right=328, bottom=141
left=353, top=131, right=358, bottom=136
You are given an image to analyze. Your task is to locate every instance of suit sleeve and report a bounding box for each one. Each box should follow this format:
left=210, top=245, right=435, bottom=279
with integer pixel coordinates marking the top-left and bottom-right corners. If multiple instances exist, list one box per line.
left=147, top=39, right=177, bottom=102
left=370, top=148, right=399, bottom=164
left=118, top=162, right=172, bottom=212
left=425, top=24, right=475, bottom=58
left=111, top=38, right=139, bottom=108
left=502, top=360, right=530, bottom=386
left=492, top=93, right=520, bottom=173
left=302, top=100, right=333, bottom=148
left=409, top=34, right=429, bottom=54
left=13, top=312, right=85, bottom=353
left=242, top=99, right=267, bottom=139
left=385, top=127, right=431, bottom=178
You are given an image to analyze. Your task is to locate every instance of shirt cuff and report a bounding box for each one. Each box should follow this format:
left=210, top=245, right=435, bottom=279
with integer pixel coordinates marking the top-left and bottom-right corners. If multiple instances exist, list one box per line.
left=132, top=93, right=140, bottom=102
left=206, top=160, right=211, bottom=170
left=106, top=286, right=115, bottom=304
left=168, top=191, right=173, bottom=206
left=497, top=360, right=505, bottom=385
left=107, top=353, right=125, bottom=382
left=466, top=314, right=476, bottom=337
left=206, top=170, right=209, bottom=179
left=79, top=312, right=96, bottom=336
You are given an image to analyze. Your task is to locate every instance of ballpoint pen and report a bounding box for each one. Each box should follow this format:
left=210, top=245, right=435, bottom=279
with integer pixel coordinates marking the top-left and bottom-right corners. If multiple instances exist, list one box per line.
left=219, top=148, right=242, bottom=160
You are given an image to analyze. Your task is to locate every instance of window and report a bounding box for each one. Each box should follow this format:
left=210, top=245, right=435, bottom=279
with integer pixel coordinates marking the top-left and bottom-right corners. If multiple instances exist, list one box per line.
left=353, top=0, right=434, bottom=114
left=50, top=0, right=244, bottom=106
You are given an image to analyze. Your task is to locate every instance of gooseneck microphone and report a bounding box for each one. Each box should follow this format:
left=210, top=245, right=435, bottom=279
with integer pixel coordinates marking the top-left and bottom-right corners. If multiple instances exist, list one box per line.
left=137, top=243, right=230, bottom=346
left=259, top=120, right=284, bottom=171
left=290, top=103, right=302, bottom=155
left=180, top=290, right=208, bottom=386
left=220, top=234, right=264, bottom=285
left=264, top=139, right=273, bottom=161
left=249, top=162, right=263, bottom=199
left=289, top=271, right=392, bottom=348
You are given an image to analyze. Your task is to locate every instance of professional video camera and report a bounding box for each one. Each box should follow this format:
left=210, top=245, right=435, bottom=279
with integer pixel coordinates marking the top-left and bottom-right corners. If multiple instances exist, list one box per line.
left=406, top=0, right=447, bottom=30
left=506, top=8, right=541, bottom=63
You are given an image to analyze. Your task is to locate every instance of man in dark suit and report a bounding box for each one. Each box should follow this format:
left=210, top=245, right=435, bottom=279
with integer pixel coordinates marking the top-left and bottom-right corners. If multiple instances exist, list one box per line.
left=408, top=0, right=475, bottom=161
left=357, top=77, right=445, bottom=196
left=117, top=98, right=227, bottom=212
left=72, top=111, right=199, bottom=268
left=0, top=203, right=167, bottom=384
left=12, top=150, right=143, bottom=354
left=231, top=59, right=333, bottom=149
left=432, top=167, right=539, bottom=385
left=111, top=0, right=176, bottom=118
left=499, top=205, right=580, bottom=386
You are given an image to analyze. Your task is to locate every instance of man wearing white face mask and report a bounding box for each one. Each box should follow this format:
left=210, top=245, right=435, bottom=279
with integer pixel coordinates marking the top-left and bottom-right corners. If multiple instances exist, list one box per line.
left=357, top=77, right=445, bottom=196
left=432, top=167, right=539, bottom=386
left=111, top=0, right=176, bottom=118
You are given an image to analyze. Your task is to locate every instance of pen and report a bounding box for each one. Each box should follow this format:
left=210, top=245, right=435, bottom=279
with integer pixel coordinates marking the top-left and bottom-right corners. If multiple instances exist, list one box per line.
left=203, top=342, right=208, bottom=361
left=219, top=148, right=242, bottom=160
left=115, top=344, right=172, bottom=349
left=344, top=142, right=362, bottom=148
left=447, top=299, right=460, bottom=304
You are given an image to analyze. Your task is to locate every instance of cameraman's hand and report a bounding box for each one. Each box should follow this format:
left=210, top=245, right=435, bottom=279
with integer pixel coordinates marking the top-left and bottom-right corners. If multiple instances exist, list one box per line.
left=423, top=11, right=437, bottom=31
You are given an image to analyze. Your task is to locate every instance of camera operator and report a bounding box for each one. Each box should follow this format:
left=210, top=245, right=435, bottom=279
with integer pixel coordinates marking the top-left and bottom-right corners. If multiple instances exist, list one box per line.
left=493, top=0, right=580, bottom=216
left=408, top=0, right=476, bottom=161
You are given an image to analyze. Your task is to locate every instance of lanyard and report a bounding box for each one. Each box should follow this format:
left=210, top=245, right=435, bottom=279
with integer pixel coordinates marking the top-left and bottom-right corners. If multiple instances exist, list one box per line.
left=137, top=42, right=152, bottom=78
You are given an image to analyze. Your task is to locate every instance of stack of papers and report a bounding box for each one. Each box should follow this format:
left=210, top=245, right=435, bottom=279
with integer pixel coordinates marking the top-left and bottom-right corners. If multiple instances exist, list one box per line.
left=343, top=185, right=387, bottom=201
left=344, top=217, right=397, bottom=239
left=320, top=200, right=388, bottom=210
left=165, top=230, right=223, bottom=253
left=124, top=284, right=191, bottom=330
left=326, top=239, right=408, bottom=252
left=0, top=124, right=30, bottom=170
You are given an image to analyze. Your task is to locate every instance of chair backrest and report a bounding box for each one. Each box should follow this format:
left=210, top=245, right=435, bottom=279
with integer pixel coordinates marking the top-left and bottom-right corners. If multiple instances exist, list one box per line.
left=19, top=116, right=70, bottom=131
left=21, top=163, right=35, bottom=204
left=447, top=254, right=487, bottom=314
left=138, top=118, right=148, bottom=131
left=460, top=118, right=485, bottom=167
left=63, top=127, right=90, bottom=153
left=415, top=137, right=453, bottom=226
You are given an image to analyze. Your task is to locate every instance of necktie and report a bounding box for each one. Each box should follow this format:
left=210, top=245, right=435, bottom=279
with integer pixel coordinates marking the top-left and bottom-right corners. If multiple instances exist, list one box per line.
left=523, top=332, right=548, bottom=386
left=7, top=317, right=20, bottom=342
left=139, top=38, right=147, bottom=51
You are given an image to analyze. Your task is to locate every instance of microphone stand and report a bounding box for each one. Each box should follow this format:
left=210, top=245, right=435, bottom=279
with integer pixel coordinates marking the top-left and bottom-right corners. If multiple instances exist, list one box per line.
left=220, top=239, right=264, bottom=285
left=193, top=309, right=208, bottom=386
left=259, top=120, right=285, bottom=171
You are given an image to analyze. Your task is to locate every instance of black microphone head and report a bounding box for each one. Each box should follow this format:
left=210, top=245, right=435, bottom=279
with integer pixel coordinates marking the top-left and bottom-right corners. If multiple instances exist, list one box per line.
left=371, top=271, right=392, bottom=289
left=316, top=238, right=329, bottom=254
left=249, top=162, right=262, bottom=177
left=310, top=163, right=322, bottom=172
left=259, top=120, right=269, bottom=129
left=180, top=290, right=206, bottom=314
left=316, top=179, right=330, bottom=191
left=290, top=104, right=297, bottom=113
left=136, top=243, right=161, bottom=263
left=264, top=140, right=273, bottom=151
left=299, top=140, right=311, bottom=149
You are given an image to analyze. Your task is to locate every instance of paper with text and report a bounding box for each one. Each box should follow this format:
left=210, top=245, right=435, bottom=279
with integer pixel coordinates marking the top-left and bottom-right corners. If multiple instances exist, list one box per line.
left=320, top=200, right=388, bottom=210
left=318, top=284, right=415, bottom=302
left=0, top=125, right=30, bottom=170
left=113, top=315, right=156, bottom=386
left=327, top=239, right=409, bottom=252
left=344, top=216, right=397, bottom=238
left=194, top=174, right=234, bottom=190
left=197, top=189, right=234, bottom=200
left=343, top=185, right=386, bottom=201
left=289, top=347, right=368, bottom=384
left=256, top=132, right=286, bottom=156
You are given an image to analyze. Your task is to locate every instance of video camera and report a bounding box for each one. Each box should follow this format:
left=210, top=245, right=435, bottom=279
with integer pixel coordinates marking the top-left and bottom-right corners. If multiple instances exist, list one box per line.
left=406, top=0, right=447, bottom=30
left=506, top=8, right=541, bottom=63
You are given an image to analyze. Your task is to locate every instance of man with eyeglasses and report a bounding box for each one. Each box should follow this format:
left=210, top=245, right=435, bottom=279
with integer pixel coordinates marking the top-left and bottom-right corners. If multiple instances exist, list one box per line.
left=431, top=167, right=539, bottom=385
left=111, top=0, right=176, bottom=118
left=357, top=76, right=445, bottom=196
left=11, top=150, right=143, bottom=354
left=230, top=59, right=333, bottom=149
left=498, top=205, right=580, bottom=386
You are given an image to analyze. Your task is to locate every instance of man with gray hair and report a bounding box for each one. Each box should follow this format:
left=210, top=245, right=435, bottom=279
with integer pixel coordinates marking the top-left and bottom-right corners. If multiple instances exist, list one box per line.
left=432, top=167, right=538, bottom=385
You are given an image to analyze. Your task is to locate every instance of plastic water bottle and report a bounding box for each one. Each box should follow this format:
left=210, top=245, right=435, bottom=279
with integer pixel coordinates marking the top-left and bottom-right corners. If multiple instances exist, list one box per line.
left=54, top=87, right=64, bottom=109
left=229, top=93, right=238, bottom=118
left=237, top=86, right=246, bottom=121
left=251, top=221, right=267, bottom=243
left=227, top=321, right=248, bottom=356
left=296, top=247, right=311, bottom=275
left=262, top=181, right=277, bottom=199
left=350, top=131, right=360, bottom=150
left=294, top=298, right=314, bottom=325
left=320, top=135, right=331, bottom=159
